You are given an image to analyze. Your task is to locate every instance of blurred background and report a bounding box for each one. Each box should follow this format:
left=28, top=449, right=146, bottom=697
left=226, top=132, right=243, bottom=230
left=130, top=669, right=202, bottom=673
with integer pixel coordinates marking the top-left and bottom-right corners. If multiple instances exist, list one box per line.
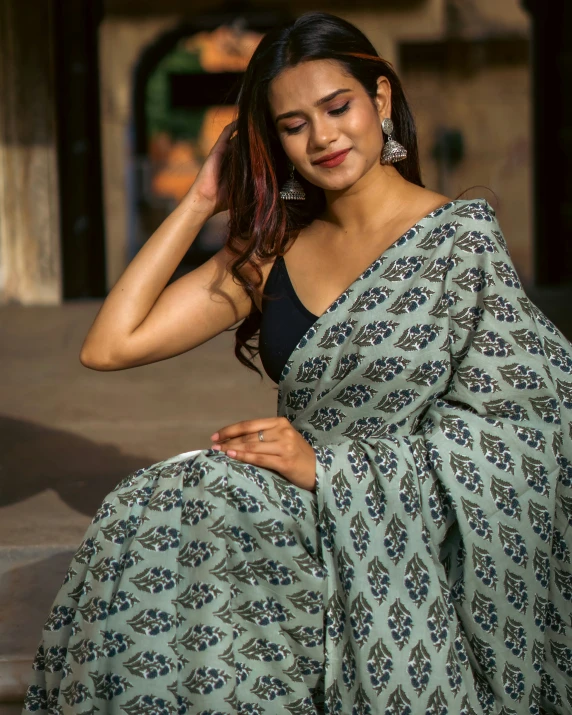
left=3, top=0, right=571, bottom=303
left=0, top=0, right=570, bottom=710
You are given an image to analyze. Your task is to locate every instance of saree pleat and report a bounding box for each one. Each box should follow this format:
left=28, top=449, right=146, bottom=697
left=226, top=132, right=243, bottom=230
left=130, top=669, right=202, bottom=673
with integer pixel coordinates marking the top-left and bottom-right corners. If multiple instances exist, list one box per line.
left=21, top=199, right=572, bottom=714
left=21, top=451, right=326, bottom=715
left=279, top=199, right=571, bottom=714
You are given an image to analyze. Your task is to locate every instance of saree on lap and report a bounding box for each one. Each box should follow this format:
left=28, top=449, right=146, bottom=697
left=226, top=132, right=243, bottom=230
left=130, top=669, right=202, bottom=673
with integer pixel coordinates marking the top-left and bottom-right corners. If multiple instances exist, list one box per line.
left=22, top=199, right=572, bottom=715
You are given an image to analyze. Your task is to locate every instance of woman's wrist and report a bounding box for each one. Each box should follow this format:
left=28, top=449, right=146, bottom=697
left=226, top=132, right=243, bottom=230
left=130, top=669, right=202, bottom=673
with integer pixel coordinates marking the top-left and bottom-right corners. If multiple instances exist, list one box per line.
left=179, top=189, right=216, bottom=220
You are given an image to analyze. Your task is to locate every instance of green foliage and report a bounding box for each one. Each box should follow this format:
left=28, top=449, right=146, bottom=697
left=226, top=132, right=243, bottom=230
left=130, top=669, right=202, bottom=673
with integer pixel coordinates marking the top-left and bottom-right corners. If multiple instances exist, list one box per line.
left=146, top=43, right=207, bottom=142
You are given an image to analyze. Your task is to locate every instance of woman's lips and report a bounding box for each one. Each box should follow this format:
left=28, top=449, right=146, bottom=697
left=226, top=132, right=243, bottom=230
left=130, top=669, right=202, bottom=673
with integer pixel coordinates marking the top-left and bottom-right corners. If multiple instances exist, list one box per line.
left=314, top=148, right=351, bottom=168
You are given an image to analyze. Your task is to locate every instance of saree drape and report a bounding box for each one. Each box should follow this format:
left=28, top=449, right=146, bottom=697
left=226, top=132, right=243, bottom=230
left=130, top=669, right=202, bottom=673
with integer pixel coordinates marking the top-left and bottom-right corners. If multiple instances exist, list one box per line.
left=22, top=199, right=571, bottom=715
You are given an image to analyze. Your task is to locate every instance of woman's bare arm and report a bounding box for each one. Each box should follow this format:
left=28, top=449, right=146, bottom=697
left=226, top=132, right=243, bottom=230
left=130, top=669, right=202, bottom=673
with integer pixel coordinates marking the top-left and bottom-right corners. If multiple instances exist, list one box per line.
left=79, top=119, right=260, bottom=371
left=79, top=190, right=253, bottom=371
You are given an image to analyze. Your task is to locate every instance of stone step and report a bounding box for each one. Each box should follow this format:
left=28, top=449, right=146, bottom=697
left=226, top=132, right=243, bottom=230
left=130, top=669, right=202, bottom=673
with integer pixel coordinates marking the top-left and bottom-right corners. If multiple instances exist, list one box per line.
left=0, top=489, right=92, bottom=704
left=0, top=702, right=24, bottom=714
left=0, top=454, right=202, bottom=703
left=0, top=656, right=31, bottom=707
left=0, top=542, right=80, bottom=703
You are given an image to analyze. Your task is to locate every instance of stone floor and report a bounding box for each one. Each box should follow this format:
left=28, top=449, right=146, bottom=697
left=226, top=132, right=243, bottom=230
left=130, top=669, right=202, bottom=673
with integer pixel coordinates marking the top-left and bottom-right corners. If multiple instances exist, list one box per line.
left=0, top=300, right=277, bottom=707
left=0, top=705, right=23, bottom=715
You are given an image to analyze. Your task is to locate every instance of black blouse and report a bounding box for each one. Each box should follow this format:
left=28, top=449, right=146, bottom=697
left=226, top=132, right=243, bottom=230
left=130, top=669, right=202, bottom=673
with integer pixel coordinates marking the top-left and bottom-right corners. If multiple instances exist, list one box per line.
left=259, top=255, right=319, bottom=384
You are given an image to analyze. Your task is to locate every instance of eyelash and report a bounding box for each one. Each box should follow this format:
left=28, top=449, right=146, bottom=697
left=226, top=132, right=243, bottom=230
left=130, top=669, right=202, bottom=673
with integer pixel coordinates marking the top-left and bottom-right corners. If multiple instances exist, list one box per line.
left=284, top=101, right=350, bottom=135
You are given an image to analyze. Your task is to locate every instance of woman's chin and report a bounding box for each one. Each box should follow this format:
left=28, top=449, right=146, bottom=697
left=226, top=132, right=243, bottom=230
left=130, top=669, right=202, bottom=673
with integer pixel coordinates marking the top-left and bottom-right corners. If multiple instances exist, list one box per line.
left=325, top=177, right=364, bottom=193
left=313, top=169, right=363, bottom=192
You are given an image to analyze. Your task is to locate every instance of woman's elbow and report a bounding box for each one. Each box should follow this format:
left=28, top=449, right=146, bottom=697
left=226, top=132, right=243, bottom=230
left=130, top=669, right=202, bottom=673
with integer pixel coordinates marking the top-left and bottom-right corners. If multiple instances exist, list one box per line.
left=79, top=343, right=122, bottom=371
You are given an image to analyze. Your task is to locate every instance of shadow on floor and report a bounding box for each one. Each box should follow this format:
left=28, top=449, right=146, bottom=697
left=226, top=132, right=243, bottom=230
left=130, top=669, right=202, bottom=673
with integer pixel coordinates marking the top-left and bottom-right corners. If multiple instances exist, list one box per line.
left=0, top=415, right=156, bottom=515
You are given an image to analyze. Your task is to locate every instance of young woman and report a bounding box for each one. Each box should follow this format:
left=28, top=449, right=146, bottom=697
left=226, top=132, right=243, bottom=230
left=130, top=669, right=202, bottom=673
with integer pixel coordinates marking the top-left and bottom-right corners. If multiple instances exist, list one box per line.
left=22, top=11, right=571, bottom=715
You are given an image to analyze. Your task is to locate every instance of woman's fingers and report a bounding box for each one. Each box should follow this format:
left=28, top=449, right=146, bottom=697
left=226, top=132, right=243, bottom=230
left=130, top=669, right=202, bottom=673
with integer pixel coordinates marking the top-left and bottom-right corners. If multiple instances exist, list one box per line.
left=208, top=415, right=316, bottom=491
left=222, top=118, right=238, bottom=138
left=221, top=118, right=237, bottom=134
left=211, top=417, right=286, bottom=443
left=215, top=430, right=278, bottom=448
left=210, top=416, right=298, bottom=472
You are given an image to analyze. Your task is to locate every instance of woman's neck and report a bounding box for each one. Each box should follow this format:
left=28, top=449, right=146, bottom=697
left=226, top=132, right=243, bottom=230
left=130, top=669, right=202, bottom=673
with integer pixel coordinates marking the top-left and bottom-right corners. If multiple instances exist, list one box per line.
left=318, top=164, right=413, bottom=236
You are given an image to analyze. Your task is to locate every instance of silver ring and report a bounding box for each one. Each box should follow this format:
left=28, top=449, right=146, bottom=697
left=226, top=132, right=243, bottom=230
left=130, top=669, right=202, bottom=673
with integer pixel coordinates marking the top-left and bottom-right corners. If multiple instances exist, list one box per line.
left=258, top=430, right=264, bottom=442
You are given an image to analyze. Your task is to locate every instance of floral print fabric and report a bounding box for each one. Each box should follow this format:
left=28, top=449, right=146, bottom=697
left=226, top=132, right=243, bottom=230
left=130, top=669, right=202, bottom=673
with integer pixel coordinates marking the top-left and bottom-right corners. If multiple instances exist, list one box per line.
left=22, top=199, right=572, bottom=714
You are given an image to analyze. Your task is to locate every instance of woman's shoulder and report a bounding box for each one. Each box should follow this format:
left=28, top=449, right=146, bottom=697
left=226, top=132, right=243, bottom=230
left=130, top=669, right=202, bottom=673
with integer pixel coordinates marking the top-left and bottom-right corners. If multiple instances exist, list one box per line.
left=446, top=197, right=504, bottom=251
left=406, top=185, right=496, bottom=225
left=449, top=196, right=498, bottom=222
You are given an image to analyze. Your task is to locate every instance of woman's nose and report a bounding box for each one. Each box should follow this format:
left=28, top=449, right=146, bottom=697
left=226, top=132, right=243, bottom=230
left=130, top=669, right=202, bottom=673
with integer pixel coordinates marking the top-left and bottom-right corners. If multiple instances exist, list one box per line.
left=308, top=118, right=339, bottom=150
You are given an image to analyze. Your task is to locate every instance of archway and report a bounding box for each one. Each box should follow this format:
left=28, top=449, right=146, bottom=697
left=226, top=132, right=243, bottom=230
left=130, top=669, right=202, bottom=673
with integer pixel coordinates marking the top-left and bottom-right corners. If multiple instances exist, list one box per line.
left=130, top=11, right=288, bottom=280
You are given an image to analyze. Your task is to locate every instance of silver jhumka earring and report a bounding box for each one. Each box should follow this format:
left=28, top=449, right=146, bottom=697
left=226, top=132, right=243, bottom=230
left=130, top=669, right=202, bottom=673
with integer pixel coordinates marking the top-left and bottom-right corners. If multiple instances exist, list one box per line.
left=380, top=117, right=407, bottom=165
left=279, top=161, right=306, bottom=200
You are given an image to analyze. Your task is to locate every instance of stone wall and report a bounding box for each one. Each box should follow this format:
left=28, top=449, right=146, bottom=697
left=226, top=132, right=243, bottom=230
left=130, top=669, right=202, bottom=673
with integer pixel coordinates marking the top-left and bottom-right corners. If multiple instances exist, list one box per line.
left=338, top=1, right=532, bottom=281
left=404, top=61, right=532, bottom=282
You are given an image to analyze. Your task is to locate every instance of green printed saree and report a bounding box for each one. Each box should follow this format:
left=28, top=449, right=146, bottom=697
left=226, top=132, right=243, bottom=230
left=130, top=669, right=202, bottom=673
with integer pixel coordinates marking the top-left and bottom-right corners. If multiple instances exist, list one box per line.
left=22, top=199, right=572, bottom=714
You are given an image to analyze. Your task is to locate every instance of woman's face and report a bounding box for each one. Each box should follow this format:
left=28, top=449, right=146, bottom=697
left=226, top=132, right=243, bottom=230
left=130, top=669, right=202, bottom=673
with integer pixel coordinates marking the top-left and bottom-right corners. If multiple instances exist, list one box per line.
left=268, top=59, right=391, bottom=191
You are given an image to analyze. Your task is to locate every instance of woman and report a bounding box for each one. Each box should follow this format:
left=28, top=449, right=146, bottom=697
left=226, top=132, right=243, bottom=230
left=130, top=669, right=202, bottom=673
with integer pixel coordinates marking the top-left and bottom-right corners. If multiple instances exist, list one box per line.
left=22, top=11, right=571, bottom=715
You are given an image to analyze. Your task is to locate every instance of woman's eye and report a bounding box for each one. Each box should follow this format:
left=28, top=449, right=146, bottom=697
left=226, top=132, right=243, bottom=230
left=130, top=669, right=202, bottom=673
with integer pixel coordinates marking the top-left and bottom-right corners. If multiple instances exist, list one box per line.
left=284, top=101, right=351, bottom=135
left=329, top=101, right=350, bottom=116
left=285, top=124, right=304, bottom=135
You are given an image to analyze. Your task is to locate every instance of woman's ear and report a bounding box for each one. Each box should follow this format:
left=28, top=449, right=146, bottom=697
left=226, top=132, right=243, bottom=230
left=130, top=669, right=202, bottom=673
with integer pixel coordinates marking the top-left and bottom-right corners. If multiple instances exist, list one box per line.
left=375, top=75, right=392, bottom=121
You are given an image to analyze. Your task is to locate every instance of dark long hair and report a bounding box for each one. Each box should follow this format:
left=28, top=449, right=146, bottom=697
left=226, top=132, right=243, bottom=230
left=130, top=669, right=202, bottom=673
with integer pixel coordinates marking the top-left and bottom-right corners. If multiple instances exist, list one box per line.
left=221, top=11, right=424, bottom=377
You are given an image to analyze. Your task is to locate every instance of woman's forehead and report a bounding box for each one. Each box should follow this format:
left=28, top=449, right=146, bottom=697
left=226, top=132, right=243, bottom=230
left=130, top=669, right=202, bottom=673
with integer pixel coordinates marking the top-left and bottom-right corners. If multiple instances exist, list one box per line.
left=268, top=60, right=357, bottom=115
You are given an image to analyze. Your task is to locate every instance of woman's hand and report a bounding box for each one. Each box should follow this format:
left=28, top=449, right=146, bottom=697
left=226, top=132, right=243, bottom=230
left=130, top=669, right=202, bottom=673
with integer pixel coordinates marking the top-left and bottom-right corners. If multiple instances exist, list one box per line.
left=188, top=118, right=238, bottom=215
left=210, top=417, right=317, bottom=492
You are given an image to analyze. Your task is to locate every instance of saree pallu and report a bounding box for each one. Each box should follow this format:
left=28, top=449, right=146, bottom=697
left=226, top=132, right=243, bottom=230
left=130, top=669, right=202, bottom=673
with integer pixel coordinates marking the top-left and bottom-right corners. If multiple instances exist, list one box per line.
left=22, top=199, right=572, bottom=715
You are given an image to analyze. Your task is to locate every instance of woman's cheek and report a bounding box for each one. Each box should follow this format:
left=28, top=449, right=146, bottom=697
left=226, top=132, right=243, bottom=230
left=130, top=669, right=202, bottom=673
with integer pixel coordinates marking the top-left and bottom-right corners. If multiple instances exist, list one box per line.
left=346, top=111, right=376, bottom=141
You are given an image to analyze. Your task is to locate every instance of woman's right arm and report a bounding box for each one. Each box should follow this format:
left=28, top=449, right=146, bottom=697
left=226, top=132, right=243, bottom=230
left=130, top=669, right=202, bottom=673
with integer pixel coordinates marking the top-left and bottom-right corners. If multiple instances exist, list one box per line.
left=79, top=119, right=255, bottom=371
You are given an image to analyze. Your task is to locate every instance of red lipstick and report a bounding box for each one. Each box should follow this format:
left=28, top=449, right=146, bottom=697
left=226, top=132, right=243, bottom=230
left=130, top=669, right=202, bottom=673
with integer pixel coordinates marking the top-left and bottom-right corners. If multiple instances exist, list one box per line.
left=313, top=148, right=351, bottom=168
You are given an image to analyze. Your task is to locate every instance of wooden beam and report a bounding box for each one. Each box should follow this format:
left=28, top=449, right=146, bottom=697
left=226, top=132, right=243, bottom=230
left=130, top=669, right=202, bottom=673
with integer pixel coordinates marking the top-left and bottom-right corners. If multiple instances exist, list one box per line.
left=0, top=0, right=62, bottom=304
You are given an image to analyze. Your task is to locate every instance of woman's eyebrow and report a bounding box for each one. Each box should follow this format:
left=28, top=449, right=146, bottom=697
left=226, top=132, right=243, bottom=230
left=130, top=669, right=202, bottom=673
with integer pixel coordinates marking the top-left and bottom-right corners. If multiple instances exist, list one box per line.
left=274, top=88, right=352, bottom=123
